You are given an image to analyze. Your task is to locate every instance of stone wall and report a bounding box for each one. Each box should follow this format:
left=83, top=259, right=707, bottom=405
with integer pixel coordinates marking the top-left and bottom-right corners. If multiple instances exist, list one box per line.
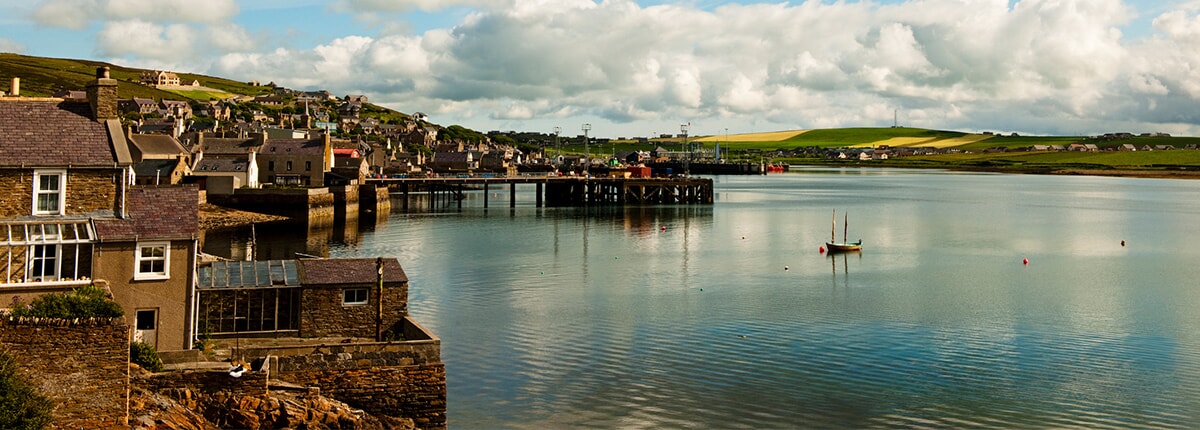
left=0, top=317, right=130, bottom=429
left=300, top=281, right=408, bottom=339
left=0, top=169, right=118, bottom=217
left=253, top=335, right=446, bottom=429
left=359, top=184, right=391, bottom=222
left=138, top=368, right=268, bottom=398
left=67, top=170, right=121, bottom=214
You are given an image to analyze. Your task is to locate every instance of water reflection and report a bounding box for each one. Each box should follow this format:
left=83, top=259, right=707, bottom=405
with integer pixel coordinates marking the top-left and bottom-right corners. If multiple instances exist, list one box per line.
left=200, top=212, right=386, bottom=260
left=203, top=171, right=1200, bottom=428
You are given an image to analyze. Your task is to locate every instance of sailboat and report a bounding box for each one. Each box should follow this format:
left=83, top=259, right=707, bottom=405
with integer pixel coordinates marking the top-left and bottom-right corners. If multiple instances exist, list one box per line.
left=825, top=209, right=862, bottom=253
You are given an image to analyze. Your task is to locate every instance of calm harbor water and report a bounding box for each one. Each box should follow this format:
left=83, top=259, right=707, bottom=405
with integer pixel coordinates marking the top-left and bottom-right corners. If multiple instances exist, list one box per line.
left=209, top=168, right=1200, bottom=428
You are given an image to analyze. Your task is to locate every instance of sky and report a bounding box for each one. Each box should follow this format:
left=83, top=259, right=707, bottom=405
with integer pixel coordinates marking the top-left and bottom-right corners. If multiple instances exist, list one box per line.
left=2, top=0, right=1200, bottom=139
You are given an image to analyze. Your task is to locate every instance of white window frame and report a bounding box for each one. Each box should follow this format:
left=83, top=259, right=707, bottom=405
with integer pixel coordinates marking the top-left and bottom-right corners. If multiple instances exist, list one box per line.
left=32, top=170, right=67, bottom=216
left=134, top=241, right=170, bottom=280
left=343, top=288, right=369, bottom=306
left=27, top=244, right=61, bottom=282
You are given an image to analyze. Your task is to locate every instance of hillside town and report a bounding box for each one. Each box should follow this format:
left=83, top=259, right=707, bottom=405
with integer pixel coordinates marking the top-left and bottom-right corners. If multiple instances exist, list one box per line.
left=0, top=68, right=445, bottom=429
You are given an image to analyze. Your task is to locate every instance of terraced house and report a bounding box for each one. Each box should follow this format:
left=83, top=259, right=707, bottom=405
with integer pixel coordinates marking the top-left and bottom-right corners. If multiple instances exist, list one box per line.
left=0, top=67, right=199, bottom=351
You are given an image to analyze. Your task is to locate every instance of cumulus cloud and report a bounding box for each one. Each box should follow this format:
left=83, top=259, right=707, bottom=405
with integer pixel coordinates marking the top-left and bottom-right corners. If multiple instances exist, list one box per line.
left=0, top=38, right=25, bottom=53
left=334, top=0, right=509, bottom=13
left=207, top=23, right=256, bottom=53
left=31, top=0, right=101, bottom=30
left=97, top=21, right=197, bottom=61
left=62, top=0, right=1200, bottom=136
left=105, top=0, right=237, bottom=23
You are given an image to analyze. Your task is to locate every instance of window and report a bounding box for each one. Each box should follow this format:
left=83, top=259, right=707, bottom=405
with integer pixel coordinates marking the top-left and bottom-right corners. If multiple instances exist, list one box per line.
left=268, top=161, right=275, bottom=171
left=343, top=288, right=368, bottom=305
left=305, top=161, right=312, bottom=171
left=33, top=170, right=66, bottom=215
left=135, top=242, right=170, bottom=280
left=136, top=309, right=157, bottom=330
left=286, top=161, right=293, bottom=171
left=28, top=244, right=60, bottom=281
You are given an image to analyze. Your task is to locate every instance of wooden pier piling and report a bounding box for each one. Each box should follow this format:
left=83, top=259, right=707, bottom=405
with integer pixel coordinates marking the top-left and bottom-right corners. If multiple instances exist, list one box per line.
left=370, top=176, right=714, bottom=210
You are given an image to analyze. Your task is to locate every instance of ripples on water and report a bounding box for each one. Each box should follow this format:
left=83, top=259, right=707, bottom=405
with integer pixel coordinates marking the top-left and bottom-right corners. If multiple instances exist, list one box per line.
left=285, top=169, right=1200, bottom=428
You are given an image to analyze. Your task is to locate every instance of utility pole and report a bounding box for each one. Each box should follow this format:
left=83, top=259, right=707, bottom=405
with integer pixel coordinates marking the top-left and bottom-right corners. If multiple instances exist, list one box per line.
left=553, top=126, right=560, bottom=162
left=681, top=123, right=690, bottom=176
left=582, top=123, right=591, bottom=176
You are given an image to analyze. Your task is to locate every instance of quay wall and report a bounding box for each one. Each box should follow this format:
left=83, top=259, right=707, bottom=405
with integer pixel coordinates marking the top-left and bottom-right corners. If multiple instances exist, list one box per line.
left=207, top=185, right=394, bottom=225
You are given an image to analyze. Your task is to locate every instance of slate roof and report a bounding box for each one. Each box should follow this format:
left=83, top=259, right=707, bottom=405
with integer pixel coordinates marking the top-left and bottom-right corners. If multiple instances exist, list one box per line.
left=194, top=158, right=249, bottom=173
left=133, top=159, right=180, bottom=177
left=334, top=157, right=366, bottom=169
left=129, top=134, right=187, bottom=158
left=92, top=186, right=198, bottom=242
left=263, top=138, right=325, bottom=155
left=0, top=100, right=117, bottom=167
left=200, top=137, right=260, bottom=154
left=298, top=258, right=407, bottom=285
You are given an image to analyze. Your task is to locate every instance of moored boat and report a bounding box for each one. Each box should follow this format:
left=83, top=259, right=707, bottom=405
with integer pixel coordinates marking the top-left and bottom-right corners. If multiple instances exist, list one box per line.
left=825, top=210, right=862, bottom=253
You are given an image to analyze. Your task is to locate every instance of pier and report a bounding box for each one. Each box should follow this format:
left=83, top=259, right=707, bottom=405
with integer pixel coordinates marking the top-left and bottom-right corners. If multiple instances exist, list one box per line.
left=366, top=176, right=714, bottom=210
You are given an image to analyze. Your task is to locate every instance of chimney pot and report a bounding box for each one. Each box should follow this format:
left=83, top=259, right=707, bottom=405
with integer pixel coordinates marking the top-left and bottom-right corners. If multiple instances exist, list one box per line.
left=10, top=77, right=18, bottom=97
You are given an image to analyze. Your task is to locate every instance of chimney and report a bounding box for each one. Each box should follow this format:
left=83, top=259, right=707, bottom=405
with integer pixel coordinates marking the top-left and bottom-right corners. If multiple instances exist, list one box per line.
left=9, top=77, right=18, bottom=96
left=86, top=66, right=119, bottom=121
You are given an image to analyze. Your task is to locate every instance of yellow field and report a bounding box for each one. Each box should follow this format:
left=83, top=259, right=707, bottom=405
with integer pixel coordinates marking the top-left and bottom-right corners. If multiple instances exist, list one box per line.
left=848, top=134, right=994, bottom=149
left=922, top=134, right=994, bottom=148
left=693, top=130, right=808, bottom=142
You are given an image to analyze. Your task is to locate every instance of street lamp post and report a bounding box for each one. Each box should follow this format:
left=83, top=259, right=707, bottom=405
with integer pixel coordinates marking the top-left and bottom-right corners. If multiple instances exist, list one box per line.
left=582, top=123, right=591, bottom=175
left=681, top=123, right=689, bottom=176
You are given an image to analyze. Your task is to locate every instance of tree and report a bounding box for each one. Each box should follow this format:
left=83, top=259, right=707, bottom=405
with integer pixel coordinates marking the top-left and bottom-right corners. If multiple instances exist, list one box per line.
left=0, top=351, right=54, bottom=429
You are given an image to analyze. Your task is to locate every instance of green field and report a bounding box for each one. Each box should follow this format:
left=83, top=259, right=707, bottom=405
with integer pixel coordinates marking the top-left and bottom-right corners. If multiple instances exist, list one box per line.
left=165, top=89, right=237, bottom=101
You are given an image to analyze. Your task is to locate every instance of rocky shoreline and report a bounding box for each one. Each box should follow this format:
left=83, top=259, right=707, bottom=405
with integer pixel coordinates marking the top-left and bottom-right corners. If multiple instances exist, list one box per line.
left=198, top=203, right=290, bottom=230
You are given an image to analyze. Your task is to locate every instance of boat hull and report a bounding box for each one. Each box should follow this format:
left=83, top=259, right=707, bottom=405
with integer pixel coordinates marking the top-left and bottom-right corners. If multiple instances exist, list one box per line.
left=825, top=241, right=862, bottom=253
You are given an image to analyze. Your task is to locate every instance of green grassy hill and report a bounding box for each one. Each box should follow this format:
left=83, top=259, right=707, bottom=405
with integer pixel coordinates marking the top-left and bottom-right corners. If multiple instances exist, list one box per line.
left=0, top=53, right=270, bottom=100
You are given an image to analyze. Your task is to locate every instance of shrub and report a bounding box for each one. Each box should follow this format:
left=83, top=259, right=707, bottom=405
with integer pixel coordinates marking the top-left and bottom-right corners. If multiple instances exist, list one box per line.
left=9, top=285, right=123, bottom=319
left=0, top=351, right=54, bottom=429
left=130, top=342, right=163, bottom=373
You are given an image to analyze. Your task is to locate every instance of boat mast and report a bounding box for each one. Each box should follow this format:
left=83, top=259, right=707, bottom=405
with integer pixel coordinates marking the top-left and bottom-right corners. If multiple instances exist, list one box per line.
left=831, top=209, right=836, bottom=243
left=843, top=212, right=849, bottom=244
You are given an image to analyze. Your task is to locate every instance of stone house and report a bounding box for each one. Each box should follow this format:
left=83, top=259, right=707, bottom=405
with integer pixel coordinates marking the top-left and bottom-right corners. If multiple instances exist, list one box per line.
left=128, top=132, right=191, bottom=185
left=0, top=67, right=200, bottom=351
left=195, top=258, right=411, bottom=339
left=332, top=152, right=369, bottom=183
left=160, top=99, right=192, bottom=118
left=139, top=70, right=180, bottom=87
left=190, top=133, right=264, bottom=192
left=429, top=151, right=478, bottom=173
left=258, top=134, right=332, bottom=187
left=120, top=97, right=158, bottom=115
